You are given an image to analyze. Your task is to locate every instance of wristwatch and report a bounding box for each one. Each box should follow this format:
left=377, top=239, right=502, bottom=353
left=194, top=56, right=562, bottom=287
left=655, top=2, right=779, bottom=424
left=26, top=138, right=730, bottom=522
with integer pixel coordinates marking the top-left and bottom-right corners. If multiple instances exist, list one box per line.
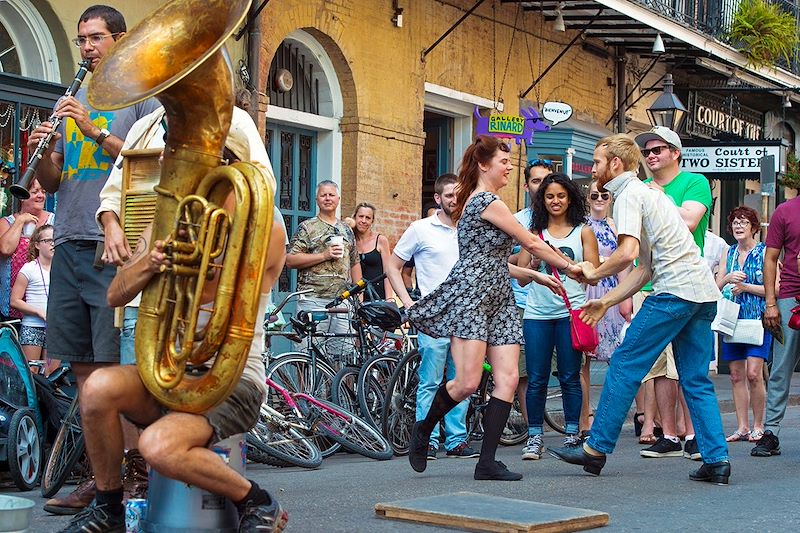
left=95, top=128, right=110, bottom=145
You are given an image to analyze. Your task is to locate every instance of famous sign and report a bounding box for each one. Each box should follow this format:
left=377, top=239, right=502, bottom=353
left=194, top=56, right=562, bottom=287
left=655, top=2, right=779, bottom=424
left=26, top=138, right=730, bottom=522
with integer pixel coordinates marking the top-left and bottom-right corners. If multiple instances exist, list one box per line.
left=680, top=145, right=781, bottom=175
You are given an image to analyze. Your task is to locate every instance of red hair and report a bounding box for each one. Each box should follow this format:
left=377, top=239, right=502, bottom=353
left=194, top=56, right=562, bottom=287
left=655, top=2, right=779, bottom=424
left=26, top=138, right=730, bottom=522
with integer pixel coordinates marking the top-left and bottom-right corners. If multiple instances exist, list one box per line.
left=453, top=136, right=510, bottom=222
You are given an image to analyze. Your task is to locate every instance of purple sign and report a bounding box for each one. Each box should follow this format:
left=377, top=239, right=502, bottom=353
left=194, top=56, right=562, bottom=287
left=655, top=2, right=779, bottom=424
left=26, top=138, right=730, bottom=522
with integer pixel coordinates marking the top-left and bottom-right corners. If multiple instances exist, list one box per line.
left=474, top=106, right=551, bottom=144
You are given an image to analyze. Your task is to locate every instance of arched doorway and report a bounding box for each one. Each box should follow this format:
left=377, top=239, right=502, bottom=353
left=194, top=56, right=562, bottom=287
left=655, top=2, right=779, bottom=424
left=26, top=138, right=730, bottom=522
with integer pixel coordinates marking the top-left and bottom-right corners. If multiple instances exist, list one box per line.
left=0, top=0, right=60, bottom=80
left=265, top=30, right=343, bottom=297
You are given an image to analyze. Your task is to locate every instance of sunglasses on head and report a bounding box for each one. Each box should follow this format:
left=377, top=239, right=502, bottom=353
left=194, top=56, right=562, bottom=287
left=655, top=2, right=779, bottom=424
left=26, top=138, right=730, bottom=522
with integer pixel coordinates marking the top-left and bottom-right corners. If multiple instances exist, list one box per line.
left=590, top=192, right=610, bottom=201
left=640, top=145, right=672, bottom=157
left=529, top=158, right=554, bottom=168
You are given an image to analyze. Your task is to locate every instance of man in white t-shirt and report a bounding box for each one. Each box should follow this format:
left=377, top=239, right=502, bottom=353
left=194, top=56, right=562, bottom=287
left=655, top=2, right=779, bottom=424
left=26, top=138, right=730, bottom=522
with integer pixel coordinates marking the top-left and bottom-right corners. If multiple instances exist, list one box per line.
left=386, top=174, right=477, bottom=460
left=510, top=159, right=553, bottom=426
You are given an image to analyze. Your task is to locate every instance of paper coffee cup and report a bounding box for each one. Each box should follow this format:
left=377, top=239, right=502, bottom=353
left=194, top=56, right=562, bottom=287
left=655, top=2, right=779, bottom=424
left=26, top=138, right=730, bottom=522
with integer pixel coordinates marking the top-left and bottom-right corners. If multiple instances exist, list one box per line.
left=329, top=235, right=344, bottom=247
left=22, top=222, right=35, bottom=238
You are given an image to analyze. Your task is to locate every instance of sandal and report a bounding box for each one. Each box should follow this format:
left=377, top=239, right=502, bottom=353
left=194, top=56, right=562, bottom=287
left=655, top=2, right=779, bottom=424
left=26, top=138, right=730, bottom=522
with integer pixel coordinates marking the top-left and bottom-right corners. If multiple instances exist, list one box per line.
left=725, top=429, right=750, bottom=442
left=639, top=433, right=657, bottom=445
left=634, top=412, right=645, bottom=437
left=748, top=429, right=765, bottom=442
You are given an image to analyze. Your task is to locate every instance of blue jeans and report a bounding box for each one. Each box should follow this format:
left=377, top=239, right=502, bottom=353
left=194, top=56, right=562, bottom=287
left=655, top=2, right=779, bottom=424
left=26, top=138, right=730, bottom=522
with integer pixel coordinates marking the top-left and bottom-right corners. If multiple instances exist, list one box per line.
left=588, top=294, right=728, bottom=463
left=523, top=317, right=582, bottom=436
left=120, top=307, right=138, bottom=366
left=416, top=333, right=469, bottom=450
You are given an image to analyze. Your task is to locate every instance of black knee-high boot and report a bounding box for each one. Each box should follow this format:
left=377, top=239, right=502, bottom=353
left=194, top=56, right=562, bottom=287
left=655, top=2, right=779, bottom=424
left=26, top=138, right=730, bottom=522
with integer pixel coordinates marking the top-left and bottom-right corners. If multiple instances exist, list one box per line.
left=409, top=383, right=458, bottom=473
left=474, top=397, right=522, bottom=481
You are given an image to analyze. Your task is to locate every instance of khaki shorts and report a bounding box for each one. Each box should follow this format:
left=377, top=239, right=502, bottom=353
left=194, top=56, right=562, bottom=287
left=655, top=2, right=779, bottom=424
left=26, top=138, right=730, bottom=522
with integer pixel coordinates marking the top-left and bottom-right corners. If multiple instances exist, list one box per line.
left=518, top=307, right=527, bottom=378
left=634, top=291, right=679, bottom=382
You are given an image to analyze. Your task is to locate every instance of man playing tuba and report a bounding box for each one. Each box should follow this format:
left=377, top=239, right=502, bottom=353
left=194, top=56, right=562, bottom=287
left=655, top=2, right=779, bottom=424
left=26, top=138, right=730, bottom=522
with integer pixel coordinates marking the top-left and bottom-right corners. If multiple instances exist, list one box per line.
left=58, top=114, right=289, bottom=533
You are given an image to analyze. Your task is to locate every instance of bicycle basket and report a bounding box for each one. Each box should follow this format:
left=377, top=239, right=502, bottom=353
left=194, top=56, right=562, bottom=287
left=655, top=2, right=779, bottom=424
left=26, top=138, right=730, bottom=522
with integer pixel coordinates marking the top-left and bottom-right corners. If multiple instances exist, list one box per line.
left=356, top=301, right=403, bottom=332
left=323, top=337, right=359, bottom=366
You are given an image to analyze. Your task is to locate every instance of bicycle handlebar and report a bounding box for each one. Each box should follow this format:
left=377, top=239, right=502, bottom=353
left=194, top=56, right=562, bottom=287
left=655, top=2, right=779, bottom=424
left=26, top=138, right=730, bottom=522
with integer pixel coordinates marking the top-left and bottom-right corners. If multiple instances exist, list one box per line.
left=325, top=273, right=387, bottom=308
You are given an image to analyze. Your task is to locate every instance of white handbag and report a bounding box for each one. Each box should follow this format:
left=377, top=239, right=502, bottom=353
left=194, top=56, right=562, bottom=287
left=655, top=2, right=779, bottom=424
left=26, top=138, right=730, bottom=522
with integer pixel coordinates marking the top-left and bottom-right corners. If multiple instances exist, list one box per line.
left=723, top=319, right=765, bottom=346
left=711, top=298, right=739, bottom=337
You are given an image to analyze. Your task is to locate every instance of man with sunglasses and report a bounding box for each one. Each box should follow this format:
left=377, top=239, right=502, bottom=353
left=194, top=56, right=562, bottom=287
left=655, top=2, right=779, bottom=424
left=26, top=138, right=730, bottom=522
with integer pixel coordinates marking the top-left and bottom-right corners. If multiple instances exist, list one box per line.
left=633, top=126, right=712, bottom=462
left=25, top=4, right=161, bottom=517
left=512, top=158, right=553, bottom=458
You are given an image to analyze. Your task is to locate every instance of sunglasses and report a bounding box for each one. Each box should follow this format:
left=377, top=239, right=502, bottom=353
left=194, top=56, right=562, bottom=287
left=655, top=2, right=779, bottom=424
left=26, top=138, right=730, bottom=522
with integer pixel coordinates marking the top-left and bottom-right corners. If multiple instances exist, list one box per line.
left=529, top=158, right=554, bottom=168
left=590, top=192, right=610, bottom=201
left=640, top=145, right=671, bottom=157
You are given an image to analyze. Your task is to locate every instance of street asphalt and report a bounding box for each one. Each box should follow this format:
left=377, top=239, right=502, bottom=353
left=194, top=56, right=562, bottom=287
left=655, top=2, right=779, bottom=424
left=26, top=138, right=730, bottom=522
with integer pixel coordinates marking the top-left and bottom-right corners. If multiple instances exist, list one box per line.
left=7, top=371, right=800, bottom=532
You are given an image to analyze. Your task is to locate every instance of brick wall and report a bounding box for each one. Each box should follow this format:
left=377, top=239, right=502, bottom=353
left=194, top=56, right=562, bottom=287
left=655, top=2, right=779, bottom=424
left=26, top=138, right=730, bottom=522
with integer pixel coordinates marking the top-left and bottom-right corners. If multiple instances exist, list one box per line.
left=259, top=0, right=616, bottom=245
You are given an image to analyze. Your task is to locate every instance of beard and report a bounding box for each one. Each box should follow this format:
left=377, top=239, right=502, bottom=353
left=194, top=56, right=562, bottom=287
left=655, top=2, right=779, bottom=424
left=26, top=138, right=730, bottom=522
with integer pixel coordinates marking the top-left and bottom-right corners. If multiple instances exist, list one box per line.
left=440, top=203, right=454, bottom=217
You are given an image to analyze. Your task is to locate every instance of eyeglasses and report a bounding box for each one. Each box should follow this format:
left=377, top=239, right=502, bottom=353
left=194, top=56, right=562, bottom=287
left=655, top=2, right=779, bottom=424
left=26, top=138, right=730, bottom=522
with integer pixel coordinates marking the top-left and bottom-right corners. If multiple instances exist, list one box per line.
left=640, top=145, right=671, bottom=157
left=38, top=238, right=55, bottom=244
left=72, top=33, right=121, bottom=47
left=590, top=192, right=610, bottom=201
left=731, top=220, right=751, bottom=228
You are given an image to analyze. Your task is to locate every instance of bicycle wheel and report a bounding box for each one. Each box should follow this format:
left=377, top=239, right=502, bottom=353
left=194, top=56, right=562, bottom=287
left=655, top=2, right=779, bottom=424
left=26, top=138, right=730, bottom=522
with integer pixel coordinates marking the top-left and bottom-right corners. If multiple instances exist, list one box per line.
left=298, top=397, right=393, bottom=461
left=501, top=395, right=528, bottom=446
left=247, top=404, right=322, bottom=469
left=331, top=365, right=360, bottom=415
left=41, top=394, right=86, bottom=498
left=380, top=349, right=419, bottom=456
left=356, top=351, right=401, bottom=429
left=265, top=354, right=340, bottom=457
left=544, top=386, right=566, bottom=434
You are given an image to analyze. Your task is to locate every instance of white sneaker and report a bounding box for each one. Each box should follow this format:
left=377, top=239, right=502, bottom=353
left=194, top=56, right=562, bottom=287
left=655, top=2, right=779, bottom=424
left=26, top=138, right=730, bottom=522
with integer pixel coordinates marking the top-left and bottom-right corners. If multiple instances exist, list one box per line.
left=522, top=435, right=544, bottom=460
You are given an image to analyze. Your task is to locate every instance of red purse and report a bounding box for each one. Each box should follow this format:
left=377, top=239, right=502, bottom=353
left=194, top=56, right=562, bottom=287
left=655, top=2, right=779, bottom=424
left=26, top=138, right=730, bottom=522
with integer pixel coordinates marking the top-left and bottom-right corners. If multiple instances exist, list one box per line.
left=539, top=231, right=599, bottom=353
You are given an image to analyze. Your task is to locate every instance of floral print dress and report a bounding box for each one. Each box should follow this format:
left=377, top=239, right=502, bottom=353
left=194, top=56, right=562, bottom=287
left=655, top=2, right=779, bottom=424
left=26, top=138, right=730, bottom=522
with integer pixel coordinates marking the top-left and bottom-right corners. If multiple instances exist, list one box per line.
left=407, top=192, right=523, bottom=346
left=586, top=217, right=626, bottom=362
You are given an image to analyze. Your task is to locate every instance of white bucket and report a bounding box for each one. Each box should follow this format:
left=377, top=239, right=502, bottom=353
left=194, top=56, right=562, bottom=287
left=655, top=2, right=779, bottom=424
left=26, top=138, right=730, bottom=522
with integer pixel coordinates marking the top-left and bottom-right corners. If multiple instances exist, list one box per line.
left=0, top=495, right=35, bottom=533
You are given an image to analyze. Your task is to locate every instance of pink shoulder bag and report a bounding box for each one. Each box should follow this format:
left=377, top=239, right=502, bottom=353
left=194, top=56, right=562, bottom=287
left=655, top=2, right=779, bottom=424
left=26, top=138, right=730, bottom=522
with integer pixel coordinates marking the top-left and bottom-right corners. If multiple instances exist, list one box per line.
left=539, top=231, right=599, bottom=353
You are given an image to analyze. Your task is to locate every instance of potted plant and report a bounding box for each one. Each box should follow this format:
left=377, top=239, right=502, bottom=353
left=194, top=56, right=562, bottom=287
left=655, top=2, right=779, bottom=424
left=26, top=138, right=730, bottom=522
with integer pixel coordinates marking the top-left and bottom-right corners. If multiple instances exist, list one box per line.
left=780, top=151, right=800, bottom=190
left=727, top=0, right=799, bottom=69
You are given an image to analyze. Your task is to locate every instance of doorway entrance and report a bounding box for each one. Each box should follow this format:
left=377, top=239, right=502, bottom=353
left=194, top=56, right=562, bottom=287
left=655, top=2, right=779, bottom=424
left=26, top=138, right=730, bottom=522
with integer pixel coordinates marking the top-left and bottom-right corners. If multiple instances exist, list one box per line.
left=421, top=111, right=453, bottom=215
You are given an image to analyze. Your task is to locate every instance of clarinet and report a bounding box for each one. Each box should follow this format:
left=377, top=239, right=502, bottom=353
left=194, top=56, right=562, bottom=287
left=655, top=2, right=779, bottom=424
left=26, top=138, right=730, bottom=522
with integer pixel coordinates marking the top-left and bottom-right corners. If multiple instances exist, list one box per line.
left=11, top=59, right=92, bottom=200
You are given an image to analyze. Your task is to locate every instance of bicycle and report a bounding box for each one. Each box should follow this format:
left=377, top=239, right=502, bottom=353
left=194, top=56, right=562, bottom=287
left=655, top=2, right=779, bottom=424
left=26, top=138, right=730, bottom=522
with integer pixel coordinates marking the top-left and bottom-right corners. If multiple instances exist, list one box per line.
left=381, top=349, right=527, bottom=456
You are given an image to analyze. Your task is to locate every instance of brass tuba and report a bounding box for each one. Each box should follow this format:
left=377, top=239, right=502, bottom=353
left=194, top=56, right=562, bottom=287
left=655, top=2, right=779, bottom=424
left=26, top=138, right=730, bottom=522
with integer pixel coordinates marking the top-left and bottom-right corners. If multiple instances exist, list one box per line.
left=88, top=0, right=274, bottom=413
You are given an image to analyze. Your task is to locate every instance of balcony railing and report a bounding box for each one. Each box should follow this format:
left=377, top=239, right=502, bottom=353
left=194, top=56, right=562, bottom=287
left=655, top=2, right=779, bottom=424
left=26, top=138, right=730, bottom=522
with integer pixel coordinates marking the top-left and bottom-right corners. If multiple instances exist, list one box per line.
left=632, top=0, right=800, bottom=74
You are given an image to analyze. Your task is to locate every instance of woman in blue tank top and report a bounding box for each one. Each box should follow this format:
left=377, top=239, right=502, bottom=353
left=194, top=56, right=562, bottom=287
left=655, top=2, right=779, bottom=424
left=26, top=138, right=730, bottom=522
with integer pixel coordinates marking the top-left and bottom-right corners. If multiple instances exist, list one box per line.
left=517, top=173, right=599, bottom=459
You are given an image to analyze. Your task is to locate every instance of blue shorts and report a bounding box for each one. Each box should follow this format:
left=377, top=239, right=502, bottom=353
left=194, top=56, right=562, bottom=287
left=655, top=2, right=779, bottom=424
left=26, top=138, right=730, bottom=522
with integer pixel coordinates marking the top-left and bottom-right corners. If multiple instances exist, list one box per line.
left=721, top=332, right=772, bottom=361
left=120, top=307, right=138, bottom=365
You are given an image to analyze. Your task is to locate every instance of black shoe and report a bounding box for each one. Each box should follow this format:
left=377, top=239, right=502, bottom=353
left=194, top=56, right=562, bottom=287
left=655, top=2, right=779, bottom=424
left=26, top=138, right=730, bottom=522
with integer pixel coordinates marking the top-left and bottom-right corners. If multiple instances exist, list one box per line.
left=409, top=421, right=430, bottom=472
left=640, top=436, right=683, bottom=458
left=445, top=442, right=479, bottom=458
left=548, top=445, right=606, bottom=476
left=683, top=438, right=701, bottom=461
left=238, top=498, right=289, bottom=533
left=750, top=430, right=781, bottom=457
left=689, top=461, right=731, bottom=485
left=57, top=502, right=124, bottom=533
left=474, top=460, right=523, bottom=481
left=427, top=444, right=438, bottom=460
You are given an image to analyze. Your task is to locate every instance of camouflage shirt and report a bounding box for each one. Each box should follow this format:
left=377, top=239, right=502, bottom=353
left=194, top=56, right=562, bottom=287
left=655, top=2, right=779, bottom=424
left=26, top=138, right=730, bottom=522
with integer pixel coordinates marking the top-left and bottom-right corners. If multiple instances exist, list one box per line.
left=288, top=217, right=358, bottom=298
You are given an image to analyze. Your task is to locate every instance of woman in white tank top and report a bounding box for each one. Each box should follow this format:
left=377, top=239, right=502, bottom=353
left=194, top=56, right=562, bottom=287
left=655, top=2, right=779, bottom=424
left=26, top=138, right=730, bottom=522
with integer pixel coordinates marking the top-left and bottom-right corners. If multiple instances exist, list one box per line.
left=517, top=173, right=600, bottom=458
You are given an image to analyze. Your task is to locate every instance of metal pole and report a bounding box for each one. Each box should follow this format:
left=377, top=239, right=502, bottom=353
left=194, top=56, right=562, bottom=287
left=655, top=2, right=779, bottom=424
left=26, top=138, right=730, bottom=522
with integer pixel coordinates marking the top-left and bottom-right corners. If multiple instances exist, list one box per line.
left=422, top=0, right=486, bottom=59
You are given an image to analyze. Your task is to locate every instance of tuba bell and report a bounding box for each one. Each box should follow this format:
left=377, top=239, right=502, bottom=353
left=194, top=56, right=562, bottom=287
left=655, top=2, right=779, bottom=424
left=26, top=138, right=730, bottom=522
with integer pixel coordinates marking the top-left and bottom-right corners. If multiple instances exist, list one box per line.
left=88, top=0, right=274, bottom=413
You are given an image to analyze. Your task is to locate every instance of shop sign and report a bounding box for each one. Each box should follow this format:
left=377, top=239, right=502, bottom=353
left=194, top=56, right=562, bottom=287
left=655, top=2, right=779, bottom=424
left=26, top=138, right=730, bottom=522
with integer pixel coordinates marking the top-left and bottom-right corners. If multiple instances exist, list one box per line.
left=572, top=158, right=593, bottom=178
left=679, top=145, right=780, bottom=174
left=542, top=102, right=573, bottom=126
left=474, top=106, right=550, bottom=144
left=687, top=92, right=764, bottom=141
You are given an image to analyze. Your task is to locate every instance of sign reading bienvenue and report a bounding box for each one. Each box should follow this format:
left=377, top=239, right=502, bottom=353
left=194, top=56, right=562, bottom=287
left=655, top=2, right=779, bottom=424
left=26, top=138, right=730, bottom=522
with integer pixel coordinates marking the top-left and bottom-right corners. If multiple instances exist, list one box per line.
left=679, top=145, right=780, bottom=174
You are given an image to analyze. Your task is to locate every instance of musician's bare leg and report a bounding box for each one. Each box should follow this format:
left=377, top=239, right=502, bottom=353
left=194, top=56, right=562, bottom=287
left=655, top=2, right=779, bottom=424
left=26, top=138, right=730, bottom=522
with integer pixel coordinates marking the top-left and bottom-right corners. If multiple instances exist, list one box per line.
left=80, top=366, right=162, bottom=492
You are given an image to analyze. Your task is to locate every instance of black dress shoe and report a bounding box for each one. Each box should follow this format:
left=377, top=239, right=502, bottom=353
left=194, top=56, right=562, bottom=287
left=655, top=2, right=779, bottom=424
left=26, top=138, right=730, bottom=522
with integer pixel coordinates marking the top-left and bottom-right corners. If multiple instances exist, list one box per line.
left=408, top=421, right=429, bottom=473
left=474, top=460, right=523, bottom=481
left=548, top=446, right=607, bottom=476
left=689, top=461, right=731, bottom=485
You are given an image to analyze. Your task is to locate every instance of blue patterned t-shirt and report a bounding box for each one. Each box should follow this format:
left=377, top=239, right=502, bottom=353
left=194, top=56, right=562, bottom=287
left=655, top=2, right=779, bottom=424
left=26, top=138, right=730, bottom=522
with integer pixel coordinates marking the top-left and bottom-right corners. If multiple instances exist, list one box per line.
left=723, top=242, right=766, bottom=320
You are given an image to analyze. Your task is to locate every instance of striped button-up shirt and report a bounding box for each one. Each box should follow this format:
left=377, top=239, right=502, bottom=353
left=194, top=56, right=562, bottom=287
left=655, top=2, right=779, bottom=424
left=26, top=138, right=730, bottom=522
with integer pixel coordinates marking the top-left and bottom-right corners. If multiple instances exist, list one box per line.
left=605, top=171, right=720, bottom=304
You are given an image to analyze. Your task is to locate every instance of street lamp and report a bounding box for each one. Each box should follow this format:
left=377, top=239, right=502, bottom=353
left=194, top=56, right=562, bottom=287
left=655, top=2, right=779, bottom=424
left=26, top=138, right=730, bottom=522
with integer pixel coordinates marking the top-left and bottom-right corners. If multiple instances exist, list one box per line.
left=646, top=73, right=687, bottom=132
